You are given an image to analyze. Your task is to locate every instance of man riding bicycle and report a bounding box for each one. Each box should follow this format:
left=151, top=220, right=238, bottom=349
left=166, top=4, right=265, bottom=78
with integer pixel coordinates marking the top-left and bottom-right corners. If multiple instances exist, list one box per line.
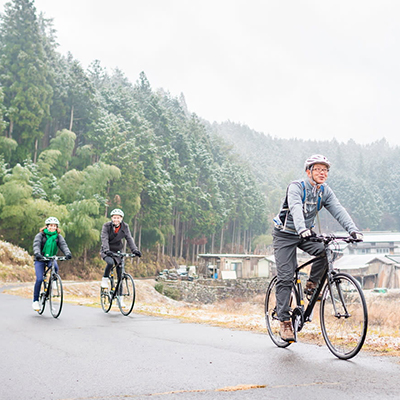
left=272, top=154, right=363, bottom=342
left=100, top=209, right=141, bottom=307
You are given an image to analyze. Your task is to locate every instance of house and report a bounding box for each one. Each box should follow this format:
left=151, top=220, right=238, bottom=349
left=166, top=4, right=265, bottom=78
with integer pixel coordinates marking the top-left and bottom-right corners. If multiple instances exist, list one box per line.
left=334, top=253, right=400, bottom=289
left=197, top=254, right=271, bottom=279
left=342, top=231, right=400, bottom=255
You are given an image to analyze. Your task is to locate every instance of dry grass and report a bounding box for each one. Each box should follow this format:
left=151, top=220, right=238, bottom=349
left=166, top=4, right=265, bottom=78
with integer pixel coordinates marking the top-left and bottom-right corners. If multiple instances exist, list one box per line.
left=3, top=280, right=400, bottom=356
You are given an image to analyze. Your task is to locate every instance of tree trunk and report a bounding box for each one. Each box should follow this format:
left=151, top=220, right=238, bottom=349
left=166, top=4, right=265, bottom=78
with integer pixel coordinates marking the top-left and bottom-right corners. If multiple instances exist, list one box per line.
left=174, top=211, right=180, bottom=258
left=8, top=120, right=13, bottom=139
left=179, top=220, right=184, bottom=259
left=33, top=137, right=38, bottom=164
left=219, top=229, right=224, bottom=254
left=69, top=105, right=74, bottom=131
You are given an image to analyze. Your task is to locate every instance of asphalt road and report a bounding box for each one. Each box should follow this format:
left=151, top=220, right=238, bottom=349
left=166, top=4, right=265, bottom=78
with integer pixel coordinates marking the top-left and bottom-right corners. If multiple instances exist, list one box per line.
left=1, top=289, right=400, bottom=400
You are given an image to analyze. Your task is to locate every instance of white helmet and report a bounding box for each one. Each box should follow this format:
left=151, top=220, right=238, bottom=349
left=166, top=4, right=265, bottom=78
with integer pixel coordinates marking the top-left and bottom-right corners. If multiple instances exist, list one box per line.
left=110, top=208, right=124, bottom=217
left=45, top=216, right=60, bottom=225
left=304, top=154, right=331, bottom=171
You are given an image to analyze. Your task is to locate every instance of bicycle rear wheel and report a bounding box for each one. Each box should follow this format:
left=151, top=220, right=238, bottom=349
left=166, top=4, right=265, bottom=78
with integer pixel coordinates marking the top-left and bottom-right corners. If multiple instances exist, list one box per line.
left=320, top=273, right=368, bottom=359
left=118, top=273, right=135, bottom=316
left=49, top=274, right=63, bottom=318
left=37, top=280, right=47, bottom=315
left=265, top=276, right=297, bottom=348
left=100, top=277, right=112, bottom=313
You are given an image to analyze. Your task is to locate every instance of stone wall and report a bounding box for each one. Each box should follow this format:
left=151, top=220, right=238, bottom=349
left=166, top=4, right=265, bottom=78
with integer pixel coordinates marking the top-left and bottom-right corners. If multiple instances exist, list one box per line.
left=162, top=278, right=271, bottom=304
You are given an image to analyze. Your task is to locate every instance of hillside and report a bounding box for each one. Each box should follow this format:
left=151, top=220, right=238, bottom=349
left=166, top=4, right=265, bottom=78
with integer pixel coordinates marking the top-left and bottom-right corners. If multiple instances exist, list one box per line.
left=0, top=240, right=35, bottom=282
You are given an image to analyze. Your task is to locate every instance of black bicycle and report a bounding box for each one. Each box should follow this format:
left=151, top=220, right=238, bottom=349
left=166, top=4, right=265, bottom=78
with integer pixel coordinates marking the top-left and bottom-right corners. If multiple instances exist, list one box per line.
left=37, top=256, right=65, bottom=318
left=100, top=252, right=136, bottom=316
left=265, top=234, right=368, bottom=359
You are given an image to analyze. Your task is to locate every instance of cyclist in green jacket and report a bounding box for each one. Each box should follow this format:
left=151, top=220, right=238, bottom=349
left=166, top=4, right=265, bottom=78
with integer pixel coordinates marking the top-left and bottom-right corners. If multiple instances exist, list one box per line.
left=32, top=217, right=72, bottom=311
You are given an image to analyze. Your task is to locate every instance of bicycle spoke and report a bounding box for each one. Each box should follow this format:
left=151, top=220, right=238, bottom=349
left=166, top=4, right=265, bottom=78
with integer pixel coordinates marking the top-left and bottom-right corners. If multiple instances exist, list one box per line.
left=49, top=274, right=63, bottom=318
left=118, top=274, right=135, bottom=316
left=320, top=273, right=368, bottom=359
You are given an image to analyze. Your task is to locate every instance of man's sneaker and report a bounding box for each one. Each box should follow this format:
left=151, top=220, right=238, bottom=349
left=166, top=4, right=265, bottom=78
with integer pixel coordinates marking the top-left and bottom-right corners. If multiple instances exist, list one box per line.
left=32, top=301, right=40, bottom=311
left=280, top=320, right=295, bottom=342
left=101, top=277, right=109, bottom=289
left=118, top=296, right=126, bottom=308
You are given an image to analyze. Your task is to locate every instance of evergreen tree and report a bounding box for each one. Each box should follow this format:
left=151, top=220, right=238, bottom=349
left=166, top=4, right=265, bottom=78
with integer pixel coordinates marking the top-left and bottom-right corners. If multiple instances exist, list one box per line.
left=0, top=0, right=52, bottom=163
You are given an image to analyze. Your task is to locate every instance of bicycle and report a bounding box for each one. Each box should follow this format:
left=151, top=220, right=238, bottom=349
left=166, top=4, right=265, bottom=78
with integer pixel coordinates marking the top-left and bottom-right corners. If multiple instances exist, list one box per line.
left=37, top=256, right=66, bottom=318
left=100, top=252, right=136, bottom=316
left=265, top=234, right=368, bottom=359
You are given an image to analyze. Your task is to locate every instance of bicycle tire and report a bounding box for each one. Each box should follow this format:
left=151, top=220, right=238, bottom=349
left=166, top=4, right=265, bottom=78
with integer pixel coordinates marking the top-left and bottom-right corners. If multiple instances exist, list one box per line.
left=49, top=274, right=63, bottom=318
left=100, top=277, right=112, bottom=313
left=320, top=272, right=368, bottom=359
left=265, top=276, right=297, bottom=348
left=37, top=280, right=47, bottom=315
left=118, top=273, right=135, bottom=316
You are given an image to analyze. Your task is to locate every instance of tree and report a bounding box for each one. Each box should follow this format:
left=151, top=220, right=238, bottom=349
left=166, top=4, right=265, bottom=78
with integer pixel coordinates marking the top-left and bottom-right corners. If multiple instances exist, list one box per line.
left=0, top=0, right=52, bottom=163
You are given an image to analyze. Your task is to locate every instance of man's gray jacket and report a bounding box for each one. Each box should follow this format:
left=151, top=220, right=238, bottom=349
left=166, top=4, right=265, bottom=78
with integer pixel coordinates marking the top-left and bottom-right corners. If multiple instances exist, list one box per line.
left=273, top=179, right=359, bottom=235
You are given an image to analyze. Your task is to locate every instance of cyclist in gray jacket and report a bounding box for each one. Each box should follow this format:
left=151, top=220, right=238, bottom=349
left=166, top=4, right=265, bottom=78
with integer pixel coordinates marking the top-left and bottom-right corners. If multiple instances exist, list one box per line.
left=273, top=154, right=363, bottom=342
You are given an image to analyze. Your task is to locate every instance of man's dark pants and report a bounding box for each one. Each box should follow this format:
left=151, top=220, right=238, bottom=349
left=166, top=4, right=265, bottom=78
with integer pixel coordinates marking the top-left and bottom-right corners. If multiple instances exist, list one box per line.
left=273, top=229, right=327, bottom=321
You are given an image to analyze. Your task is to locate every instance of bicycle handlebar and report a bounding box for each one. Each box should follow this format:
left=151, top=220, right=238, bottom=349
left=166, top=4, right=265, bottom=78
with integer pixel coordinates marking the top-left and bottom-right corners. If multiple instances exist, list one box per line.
left=42, top=255, right=68, bottom=261
left=308, top=234, right=363, bottom=244
left=108, top=251, right=137, bottom=258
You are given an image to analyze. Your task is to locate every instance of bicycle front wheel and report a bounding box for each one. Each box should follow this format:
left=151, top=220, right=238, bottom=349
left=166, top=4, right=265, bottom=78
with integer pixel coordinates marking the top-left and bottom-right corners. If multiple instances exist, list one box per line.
left=265, top=276, right=296, bottom=348
left=37, top=281, right=47, bottom=315
left=49, top=274, right=63, bottom=318
left=320, top=273, right=368, bottom=359
left=118, top=273, right=135, bottom=316
left=100, top=277, right=112, bottom=313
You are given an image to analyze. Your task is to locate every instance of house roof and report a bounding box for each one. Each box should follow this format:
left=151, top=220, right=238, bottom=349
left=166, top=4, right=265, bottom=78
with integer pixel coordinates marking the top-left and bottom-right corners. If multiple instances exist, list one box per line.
left=336, top=231, right=400, bottom=243
left=197, top=254, right=266, bottom=259
left=334, top=254, right=395, bottom=270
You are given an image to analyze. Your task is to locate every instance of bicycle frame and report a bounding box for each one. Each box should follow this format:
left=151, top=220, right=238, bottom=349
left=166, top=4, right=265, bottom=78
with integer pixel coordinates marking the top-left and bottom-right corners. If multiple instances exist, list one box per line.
left=292, top=235, right=356, bottom=331
left=100, top=251, right=136, bottom=316
left=41, top=257, right=64, bottom=298
left=107, top=254, right=128, bottom=302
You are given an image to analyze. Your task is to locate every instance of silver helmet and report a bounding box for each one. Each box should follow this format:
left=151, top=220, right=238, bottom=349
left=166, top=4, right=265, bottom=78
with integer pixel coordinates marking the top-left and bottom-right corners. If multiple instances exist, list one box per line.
left=110, top=208, right=124, bottom=217
left=304, top=154, right=331, bottom=171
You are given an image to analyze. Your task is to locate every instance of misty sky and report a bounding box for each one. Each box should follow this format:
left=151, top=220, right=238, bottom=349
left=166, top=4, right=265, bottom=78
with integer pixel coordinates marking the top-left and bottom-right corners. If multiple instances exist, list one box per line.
left=1, top=0, right=400, bottom=146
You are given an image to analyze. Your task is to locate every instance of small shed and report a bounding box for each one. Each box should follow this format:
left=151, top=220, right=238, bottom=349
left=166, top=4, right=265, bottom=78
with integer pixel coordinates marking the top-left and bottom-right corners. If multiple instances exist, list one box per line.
left=197, top=254, right=270, bottom=279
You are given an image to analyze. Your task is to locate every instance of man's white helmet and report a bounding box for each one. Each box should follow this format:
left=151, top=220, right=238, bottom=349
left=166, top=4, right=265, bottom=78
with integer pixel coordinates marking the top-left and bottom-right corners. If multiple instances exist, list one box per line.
left=304, top=154, right=331, bottom=171
left=110, top=208, right=124, bottom=217
left=45, top=216, right=60, bottom=225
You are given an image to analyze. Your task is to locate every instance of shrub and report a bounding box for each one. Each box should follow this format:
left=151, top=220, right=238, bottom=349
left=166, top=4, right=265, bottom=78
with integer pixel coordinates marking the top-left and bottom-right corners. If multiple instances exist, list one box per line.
left=163, top=286, right=182, bottom=301
left=154, top=283, right=164, bottom=294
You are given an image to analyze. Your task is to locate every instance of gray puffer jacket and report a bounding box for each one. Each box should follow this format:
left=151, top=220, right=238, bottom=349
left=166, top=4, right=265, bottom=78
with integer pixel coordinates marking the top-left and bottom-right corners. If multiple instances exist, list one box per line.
left=273, top=179, right=359, bottom=235
left=33, top=231, right=71, bottom=256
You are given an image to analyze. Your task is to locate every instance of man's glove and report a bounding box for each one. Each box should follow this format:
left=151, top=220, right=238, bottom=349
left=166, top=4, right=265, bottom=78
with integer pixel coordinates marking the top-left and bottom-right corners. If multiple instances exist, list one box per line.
left=35, top=253, right=44, bottom=261
left=65, top=253, right=72, bottom=260
left=106, top=250, right=114, bottom=257
left=132, top=249, right=142, bottom=257
left=350, top=231, right=363, bottom=241
left=299, top=229, right=314, bottom=239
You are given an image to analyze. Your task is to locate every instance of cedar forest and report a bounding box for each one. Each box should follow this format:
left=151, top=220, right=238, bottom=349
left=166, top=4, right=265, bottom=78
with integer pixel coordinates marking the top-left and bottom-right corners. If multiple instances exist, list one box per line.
left=1, top=0, right=400, bottom=277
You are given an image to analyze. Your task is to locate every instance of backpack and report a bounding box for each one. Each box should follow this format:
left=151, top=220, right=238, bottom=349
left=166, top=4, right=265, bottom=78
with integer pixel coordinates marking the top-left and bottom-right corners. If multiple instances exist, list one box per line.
left=274, top=180, right=324, bottom=229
